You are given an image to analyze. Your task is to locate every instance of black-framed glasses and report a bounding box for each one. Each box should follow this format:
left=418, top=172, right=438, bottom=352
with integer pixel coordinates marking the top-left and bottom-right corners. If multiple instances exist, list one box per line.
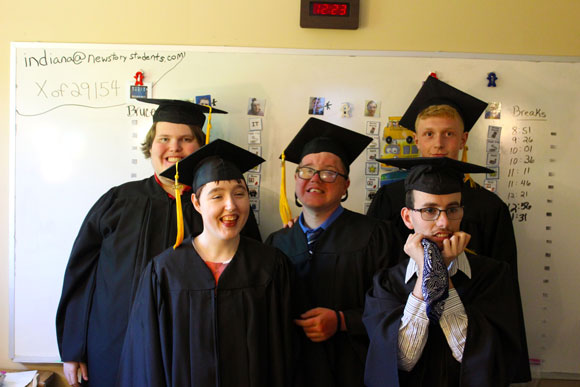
left=410, top=206, right=464, bottom=221
left=295, top=166, right=348, bottom=183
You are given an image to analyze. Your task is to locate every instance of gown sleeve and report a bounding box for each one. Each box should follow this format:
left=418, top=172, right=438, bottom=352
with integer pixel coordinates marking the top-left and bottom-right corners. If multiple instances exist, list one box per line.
left=342, top=219, right=404, bottom=337
left=362, top=266, right=407, bottom=387
left=459, top=260, right=524, bottom=386
left=266, top=249, right=296, bottom=387
left=116, top=261, right=168, bottom=387
left=55, top=189, right=116, bottom=362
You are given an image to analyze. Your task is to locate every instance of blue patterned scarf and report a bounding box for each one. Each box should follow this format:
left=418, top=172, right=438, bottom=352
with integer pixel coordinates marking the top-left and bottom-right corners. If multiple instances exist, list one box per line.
left=421, top=238, right=449, bottom=323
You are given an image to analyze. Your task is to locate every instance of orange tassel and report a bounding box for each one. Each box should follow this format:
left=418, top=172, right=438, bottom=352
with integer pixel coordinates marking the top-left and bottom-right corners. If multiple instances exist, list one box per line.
left=279, top=152, right=293, bottom=225
left=173, top=161, right=184, bottom=249
left=205, top=105, right=212, bottom=145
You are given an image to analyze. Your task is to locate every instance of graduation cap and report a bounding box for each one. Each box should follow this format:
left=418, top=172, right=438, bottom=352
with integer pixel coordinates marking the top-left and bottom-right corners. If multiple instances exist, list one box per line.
left=138, top=98, right=228, bottom=144
left=277, top=118, right=372, bottom=224
left=398, top=76, right=488, bottom=133
left=160, top=139, right=264, bottom=192
left=282, top=117, right=372, bottom=173
left=159, top=139, right=264, bottom=248
left=376, top=157, right=493, bottom=195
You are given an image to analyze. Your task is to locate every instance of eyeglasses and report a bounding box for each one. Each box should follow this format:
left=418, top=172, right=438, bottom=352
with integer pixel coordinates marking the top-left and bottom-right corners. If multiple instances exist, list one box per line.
left=410, top=206, right=464, bottom=221
left=295, top=166, right=348, bottom=183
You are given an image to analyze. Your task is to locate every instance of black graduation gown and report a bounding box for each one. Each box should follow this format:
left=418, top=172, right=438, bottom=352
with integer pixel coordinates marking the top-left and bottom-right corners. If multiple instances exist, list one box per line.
left=366, top=180, right=530, bottom=381
left=363, top=254, right=526, bottom=387
left=116, top=236, right=294, bottom=387
left=265, top=209, right=402, bottom=387
left=55, top=176, right=261, bottom=387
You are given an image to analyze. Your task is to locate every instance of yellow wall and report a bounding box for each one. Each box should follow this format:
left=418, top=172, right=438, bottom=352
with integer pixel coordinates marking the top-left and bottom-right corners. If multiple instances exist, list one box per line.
left=1, top=0, right=579, bottom=385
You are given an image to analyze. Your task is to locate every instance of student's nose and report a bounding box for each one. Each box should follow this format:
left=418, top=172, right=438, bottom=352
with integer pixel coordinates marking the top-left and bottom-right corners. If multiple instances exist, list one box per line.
left=224, top=194, right=237, bottom=211
left=436, top=210, right=450, bottom=227
left=168, top=138, right=182, bottom=151
left=310, top=171, right=323, bottom=182
left=433, top=134, right=445, bottom=148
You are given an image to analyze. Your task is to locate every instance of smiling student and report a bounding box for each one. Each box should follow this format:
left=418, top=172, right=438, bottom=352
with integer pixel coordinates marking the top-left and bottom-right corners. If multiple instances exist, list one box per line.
left=117, top=139, right=294, bottom=387
left=266, top=118, right=401, bottom=387
left=56, top=99, right=261, bottom=387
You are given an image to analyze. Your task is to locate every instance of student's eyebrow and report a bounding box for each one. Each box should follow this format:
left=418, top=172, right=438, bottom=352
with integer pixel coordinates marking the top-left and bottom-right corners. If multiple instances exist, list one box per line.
left=206, top=187, right=224, bottom=195
left=420, top=201, right=461, bottom=208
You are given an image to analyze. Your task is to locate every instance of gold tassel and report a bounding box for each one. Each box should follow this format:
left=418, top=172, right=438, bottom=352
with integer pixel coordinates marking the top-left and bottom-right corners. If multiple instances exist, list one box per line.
left=205, top=105, right=212, bottom=145
left=279, top=152, right=293, bottom=225
left=464, top=247, right=477, bottom=255
left=461, top=145, right=477, bottom=188
left=173, top=160, right=184, bottom=249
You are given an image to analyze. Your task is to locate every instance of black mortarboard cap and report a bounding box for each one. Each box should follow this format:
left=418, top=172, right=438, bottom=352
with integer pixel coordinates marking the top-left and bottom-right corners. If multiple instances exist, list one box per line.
left=138, top=98, right=227, bottom=127
left=282, top=117, right=371, bottom=174
left=398, top=76, right=488, bottom=132
left=376, top=157, right=493, bottom=195
left=160, top=139, right=264, bottom=191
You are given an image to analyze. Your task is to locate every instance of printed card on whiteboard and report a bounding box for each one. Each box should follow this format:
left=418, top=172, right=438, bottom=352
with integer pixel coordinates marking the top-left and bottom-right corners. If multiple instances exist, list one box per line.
left=249, top=186, right=260, bottom=199
left=366, top=177, right=379, bottom=190
left=247, top=173, right=261, bottom=186
left=249, top=117, right=263, bottom=130
left=366, top=162, right=379, bottom=175
left=248, top=131, right=261, bottom=145
left=366, top=148, right=379, bottom=161
left=366, top=121, right=380, bottom=135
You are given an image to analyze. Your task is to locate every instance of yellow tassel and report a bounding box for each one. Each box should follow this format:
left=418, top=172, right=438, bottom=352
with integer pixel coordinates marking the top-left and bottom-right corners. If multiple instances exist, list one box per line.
left=279, top=152, right=293, bottom=225
left=205, top=105, right=212, bottom=145
left=465, top=247, right=477, bottom=255
left=461, top=145, right=477, bottom=188
left=173, top=160, right=184, bottom=249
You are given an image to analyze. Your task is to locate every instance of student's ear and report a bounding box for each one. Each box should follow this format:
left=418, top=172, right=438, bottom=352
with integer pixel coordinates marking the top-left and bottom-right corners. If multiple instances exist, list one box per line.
left=460, top=131, right=469, bottom=149
left=192, top=193, right=202, bottom=214
left=401, top=207, right=415, bottom=230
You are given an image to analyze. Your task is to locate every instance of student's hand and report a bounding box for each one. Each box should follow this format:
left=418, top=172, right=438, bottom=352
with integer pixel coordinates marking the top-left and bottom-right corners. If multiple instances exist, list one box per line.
left=283, top=216, right=300, bottom=229
left=404, top=233, right=426, bottom=274
left=441, top=231, right=471, bottom=265
left=63, top=361, right=88, bottom=386
left=294, top=307, right=338, bottom=342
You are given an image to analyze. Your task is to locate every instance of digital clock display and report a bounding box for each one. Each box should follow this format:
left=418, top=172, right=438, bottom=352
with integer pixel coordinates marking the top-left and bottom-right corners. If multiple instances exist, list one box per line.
left=310, top=2, right=350, bottom=17
left=300, top=0, right=359, bottom=29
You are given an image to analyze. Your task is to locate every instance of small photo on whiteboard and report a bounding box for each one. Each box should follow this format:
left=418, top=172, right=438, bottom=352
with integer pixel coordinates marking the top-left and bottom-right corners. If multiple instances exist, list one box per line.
left=364, top=100, right=380, bottom=117
left=309, top=97, right=325, bottom=115
left=196, top=95, right=212, bottom=106
left=248, top=98, right=265, bottom=116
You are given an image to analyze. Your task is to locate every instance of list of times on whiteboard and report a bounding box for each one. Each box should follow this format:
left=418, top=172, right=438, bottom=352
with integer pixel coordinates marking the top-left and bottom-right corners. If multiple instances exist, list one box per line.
left=502, top=104, right=555, bottom=367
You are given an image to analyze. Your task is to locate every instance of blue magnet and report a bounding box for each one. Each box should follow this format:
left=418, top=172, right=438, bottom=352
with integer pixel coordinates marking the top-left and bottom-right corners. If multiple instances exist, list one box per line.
left=487, top=72, right=498, bottom=87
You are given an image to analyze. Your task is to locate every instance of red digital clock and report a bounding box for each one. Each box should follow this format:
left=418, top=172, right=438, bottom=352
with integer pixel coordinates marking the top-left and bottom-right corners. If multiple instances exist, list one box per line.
left=300, top=0, right=359, bottom=29
left=311, top=2, right=350, bottom=17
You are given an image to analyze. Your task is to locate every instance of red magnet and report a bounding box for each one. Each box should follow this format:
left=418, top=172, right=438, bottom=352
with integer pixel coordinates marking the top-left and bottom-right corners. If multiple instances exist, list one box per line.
left=134, top=71, right=144, bottom=86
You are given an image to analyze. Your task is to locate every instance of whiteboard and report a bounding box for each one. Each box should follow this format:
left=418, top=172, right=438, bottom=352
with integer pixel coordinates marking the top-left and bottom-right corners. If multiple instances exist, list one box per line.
left=9, top=43, right=580, bottom=377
